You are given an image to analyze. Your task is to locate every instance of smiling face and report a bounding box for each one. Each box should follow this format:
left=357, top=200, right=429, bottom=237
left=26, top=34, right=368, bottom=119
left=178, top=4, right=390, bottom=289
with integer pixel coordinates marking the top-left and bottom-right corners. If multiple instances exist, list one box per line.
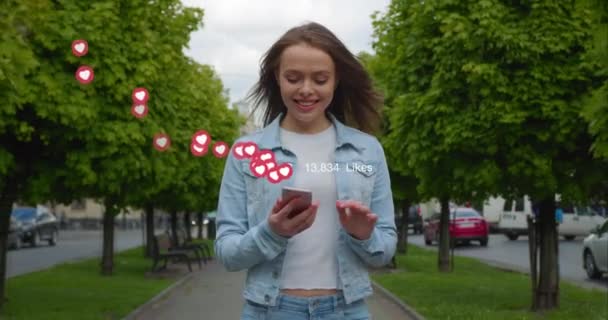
left=276, top=43, right=338, bottom=133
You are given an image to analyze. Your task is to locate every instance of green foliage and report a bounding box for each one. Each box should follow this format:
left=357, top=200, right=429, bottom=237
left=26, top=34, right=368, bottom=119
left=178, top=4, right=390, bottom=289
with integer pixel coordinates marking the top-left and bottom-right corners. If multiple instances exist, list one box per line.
left=372, top=0, right=607, bottom=203
left=0, top=0, right=239, bottom=212
left=580, top=0, right=608, bottom=159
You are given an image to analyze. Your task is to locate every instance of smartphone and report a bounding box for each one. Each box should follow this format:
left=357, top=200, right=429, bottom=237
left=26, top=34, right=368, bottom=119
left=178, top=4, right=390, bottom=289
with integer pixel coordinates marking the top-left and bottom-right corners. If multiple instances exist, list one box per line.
left=281, top=186, right=313, bottom=218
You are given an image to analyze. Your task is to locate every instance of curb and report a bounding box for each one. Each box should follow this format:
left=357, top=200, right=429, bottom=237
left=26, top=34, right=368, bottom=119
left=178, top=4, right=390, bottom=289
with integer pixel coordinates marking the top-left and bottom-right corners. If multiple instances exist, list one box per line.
left=371, top=280, right=426, bottom=320
left=122, top=270, right=196, bottom=320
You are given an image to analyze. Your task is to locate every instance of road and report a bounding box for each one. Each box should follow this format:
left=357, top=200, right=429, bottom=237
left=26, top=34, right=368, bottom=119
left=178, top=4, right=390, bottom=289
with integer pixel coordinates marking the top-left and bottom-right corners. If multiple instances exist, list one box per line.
left=6, top=229, right=146, bottom=278
left=408, top=233, right=608, bottom=290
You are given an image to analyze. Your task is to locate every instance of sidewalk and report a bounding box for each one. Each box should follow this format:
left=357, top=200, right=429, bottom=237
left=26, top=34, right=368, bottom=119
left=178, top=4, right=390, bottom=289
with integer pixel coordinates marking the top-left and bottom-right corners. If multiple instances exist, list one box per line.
left=126, top=260, right=422, bottom=320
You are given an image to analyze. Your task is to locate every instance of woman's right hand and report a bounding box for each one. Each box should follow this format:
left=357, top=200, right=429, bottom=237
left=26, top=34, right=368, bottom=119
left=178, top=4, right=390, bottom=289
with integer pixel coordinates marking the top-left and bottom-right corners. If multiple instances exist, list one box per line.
left=268, top=197, right=319, bottom=238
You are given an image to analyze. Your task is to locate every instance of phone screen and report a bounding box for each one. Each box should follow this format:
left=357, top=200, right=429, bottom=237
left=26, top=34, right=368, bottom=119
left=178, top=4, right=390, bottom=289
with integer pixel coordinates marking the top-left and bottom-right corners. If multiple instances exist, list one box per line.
left=282, top=187, right=312, bottom=218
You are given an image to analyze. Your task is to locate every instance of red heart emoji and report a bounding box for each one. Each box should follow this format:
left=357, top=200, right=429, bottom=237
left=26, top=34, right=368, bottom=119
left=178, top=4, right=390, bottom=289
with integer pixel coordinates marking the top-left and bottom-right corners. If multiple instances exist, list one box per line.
left=254, top=149, right=275, bottom=163
left=132, top=87, right=149, bottom=103
left=265, top=161, right=277, bottom=171
left=212, top=142, right=229, bottom=158
left=71, top=39, right=88, bottom=57
left=191, top=130, right=210, bottom=147
left=243, top=142, right=258, bottom=158
left=232, top=142, right=246, bottom=160
left=267, top=169, right=282, bottom=184
left=153, top=133, right=171, bottom=152
left=131, top=103, right=148, bottom=118
left=75, top=66, right=94, bottom=84
left=249, top=160, right=267, bottom=178
left=277, top=163, right=293, bottom=179
left=190, top=142, right=208, bottom=157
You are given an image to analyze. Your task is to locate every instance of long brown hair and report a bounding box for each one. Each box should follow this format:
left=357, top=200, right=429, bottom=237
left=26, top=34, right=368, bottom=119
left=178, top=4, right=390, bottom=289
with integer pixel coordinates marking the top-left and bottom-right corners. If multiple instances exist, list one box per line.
left=248, top=22, right=383, bottom=135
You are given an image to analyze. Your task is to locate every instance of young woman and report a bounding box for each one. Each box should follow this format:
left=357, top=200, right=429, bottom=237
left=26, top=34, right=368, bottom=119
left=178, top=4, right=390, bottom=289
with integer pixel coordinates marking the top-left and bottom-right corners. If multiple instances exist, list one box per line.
left=215, top=22, right=397, bottom=320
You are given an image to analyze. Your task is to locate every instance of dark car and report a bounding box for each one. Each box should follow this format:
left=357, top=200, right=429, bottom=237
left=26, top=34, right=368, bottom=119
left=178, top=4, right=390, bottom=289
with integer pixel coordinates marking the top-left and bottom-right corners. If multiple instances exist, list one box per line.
left=8, top=216, right=23, bottom=250
left=394, top=205, right=423, bottom=234
left=11, top=206, right=59, bottom=247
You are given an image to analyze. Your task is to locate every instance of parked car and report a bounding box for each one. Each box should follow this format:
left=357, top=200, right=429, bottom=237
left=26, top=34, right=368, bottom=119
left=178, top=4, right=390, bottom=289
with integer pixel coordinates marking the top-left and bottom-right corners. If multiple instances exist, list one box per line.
left=394, top=205, right=423, bottom=234
left=582, top=220, right=608, bottom=279
left=11, top=206, right=59, bottom=247
left=424, top=207, right=489, bottom=246
left=499, top=196, right=607, bottom=241
left=8, top=216, right=23, bottom=250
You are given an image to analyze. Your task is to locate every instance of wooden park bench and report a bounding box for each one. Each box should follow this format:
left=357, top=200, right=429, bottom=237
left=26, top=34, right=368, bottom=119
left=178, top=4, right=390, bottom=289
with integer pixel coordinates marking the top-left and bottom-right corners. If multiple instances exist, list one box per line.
left=151, top=234, right=202, bottom=272
left=176, top=228, right=212, bottom=264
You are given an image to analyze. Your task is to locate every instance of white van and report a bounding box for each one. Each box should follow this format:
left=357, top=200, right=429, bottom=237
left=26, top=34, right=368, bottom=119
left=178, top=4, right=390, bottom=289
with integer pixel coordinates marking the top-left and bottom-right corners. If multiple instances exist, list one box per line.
left=498, top=196, right=607, bottom=240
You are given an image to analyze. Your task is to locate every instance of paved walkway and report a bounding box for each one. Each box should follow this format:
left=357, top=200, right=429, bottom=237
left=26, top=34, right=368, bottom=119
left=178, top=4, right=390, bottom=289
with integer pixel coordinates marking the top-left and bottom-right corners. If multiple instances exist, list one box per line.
left=127, top=260, right=418, bottom=320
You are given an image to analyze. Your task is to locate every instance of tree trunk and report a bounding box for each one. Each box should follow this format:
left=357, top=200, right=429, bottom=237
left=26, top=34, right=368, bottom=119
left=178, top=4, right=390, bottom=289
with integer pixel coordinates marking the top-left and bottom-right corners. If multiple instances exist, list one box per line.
left=144, top=204, right=155, bottom=258
left=438, top=197, right=451, bottom=272
left=398, top=199, right=411, bottom=254
left=534, top=197, right=559, bottom=310
left=101, top=200, right=117, bottom=276
left=0, top=176, right=18, bottom=311
left=170, top=210, right=178, bottom=246
left=184, top=212, right=192, bottom=242
left=197, top=212, right=203, bottom=240
left=527, top=215, right=538, bottom=309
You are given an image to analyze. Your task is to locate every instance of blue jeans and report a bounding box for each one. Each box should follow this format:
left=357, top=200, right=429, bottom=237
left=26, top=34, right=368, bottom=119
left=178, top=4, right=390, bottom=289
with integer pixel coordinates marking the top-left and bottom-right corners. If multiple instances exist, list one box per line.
left=241, top=293, right=371, bottom=320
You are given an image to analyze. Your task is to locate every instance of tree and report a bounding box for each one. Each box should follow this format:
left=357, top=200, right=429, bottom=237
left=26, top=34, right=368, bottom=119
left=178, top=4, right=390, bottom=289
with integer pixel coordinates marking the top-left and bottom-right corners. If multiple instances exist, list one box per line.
left=372, top=0, right=606, bottom=311
left=580, top=0, right=608, bottom=159
left=359, top=51, right=422, bottom=264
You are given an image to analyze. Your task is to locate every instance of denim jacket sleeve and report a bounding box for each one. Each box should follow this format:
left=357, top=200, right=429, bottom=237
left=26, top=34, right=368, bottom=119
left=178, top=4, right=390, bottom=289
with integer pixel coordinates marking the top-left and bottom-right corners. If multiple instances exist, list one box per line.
left=344, top=139, right=397, bottom=267
left=214, top=143, right=289, bottom=272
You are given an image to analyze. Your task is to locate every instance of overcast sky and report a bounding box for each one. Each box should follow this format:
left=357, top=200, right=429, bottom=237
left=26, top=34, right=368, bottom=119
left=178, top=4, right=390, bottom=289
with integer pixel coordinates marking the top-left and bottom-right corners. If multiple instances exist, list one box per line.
left=181, top=0, right=391, bottom=105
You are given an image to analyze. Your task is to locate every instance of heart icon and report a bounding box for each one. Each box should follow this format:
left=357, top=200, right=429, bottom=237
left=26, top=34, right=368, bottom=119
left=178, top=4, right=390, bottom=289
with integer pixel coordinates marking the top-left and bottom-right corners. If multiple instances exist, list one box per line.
left=277, top=163, right=293, bottom=179
left=212, top=142, right=229, bottom=158
left=267, top=169, right=281, bottom=184
left=232, top=142, right=246, bottom=160
left=71, top=39, right=88, bottom=57
left=131, top=104, right=148, bottom=118
left=249, top=160, right=267, bottom=178
left=190, top=142, right=208, bottom=157
left=192, top=130, right=210, bottom=147
left=254, top=149, right=275, bottom=163
left=243, top=142, right=258, bottom=158
left=75, top=66, right=94, bottom=84
left=265, top=161, right=276, bottom=171
left=132, top=88, right=149, bottom=103
left=153, top=134, right=171, bottom=152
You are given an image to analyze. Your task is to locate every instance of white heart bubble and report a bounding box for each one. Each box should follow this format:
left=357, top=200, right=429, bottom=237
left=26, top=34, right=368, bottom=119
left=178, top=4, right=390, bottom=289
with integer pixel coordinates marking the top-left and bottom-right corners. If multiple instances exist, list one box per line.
left=269, top=171, right=279, bottom=180
left=245, top=146, right=255, bottom=155
left=260, top=153, right=272, bottom=161
left=235, top=146, right=244, bottom=156
left=135, top=105, right=145, bottom=115
left=196, top=135, right=208, bottom=145
left=135, top=91, right=146, bottom=101
left=255, top=165, right=265, bottom=175
left=156, top=138, right=167, bottom=147
left=215, top=145, right=226, bottom=154
left=279, top=167, right=290, bottom=176
left=79, top=70, right=90, bottom=80
left=75, top=43, right=85, bottom=53
left=266, top=162, right=276, bottom=170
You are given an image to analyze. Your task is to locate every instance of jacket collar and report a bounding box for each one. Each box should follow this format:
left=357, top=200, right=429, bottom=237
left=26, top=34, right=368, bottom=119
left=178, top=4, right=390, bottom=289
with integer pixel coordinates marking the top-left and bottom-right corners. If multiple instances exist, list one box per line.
left=257, top=112, right=363, bottom=152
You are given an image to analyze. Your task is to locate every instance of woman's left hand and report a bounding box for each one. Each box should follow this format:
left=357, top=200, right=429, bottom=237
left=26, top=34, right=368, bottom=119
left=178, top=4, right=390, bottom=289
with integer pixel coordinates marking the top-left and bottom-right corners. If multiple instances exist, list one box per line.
left=336, top=200, right=378, bottom=240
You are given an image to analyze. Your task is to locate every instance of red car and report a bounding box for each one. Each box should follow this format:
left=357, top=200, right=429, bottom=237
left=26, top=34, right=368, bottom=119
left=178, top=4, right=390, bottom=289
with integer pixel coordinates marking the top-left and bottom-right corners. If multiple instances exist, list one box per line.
left=424, top=208, right=489, bottom=246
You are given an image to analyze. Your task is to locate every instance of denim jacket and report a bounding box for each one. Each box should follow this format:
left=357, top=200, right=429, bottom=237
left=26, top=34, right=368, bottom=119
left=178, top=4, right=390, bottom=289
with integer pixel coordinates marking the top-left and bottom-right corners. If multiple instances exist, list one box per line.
left=214, top=112, right=397, bottom=306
